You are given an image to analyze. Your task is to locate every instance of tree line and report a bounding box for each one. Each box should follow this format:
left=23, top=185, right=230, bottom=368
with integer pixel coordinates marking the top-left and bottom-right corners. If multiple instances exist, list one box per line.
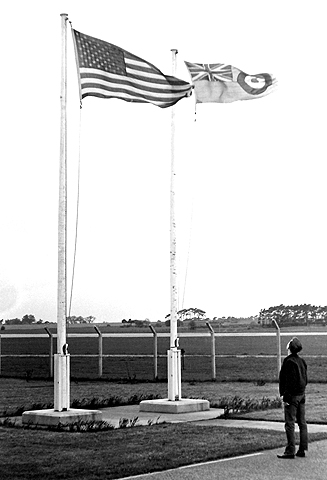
left=1, top=314, right=41, bottom=325
left=259, top=304, right=327, bottom=326
left=1, top=315, right=96, bottom=326
left=4, top=305, right=326, bottom=329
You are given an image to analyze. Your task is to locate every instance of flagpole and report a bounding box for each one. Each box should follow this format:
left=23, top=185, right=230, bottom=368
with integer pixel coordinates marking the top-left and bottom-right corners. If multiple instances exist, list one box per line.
left=54, top=12, right=70, bottom=412
left=22, top=13, right=100, bottom=425
left=170, top=48, right=178, bottom=350
left=167, top=48, right=181, bottom=401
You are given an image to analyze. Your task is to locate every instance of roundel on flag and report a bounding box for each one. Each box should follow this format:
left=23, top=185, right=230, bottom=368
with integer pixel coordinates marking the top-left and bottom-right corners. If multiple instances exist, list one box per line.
left=237, top=72, right=273, bottom=96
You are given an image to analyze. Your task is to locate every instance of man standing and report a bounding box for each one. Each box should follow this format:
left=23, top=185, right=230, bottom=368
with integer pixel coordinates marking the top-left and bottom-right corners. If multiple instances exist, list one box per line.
left=277, top=337, right=308, bottom=459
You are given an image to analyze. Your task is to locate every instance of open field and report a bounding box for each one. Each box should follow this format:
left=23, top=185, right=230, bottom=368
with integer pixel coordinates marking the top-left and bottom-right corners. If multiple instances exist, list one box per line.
left=1, top=327, right=327, bottom=381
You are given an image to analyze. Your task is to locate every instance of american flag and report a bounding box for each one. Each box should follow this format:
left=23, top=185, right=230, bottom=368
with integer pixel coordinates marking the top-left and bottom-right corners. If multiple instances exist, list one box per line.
left=73, top=30, right=192, bottom=108
left=184, top=62, right=233, bottom=82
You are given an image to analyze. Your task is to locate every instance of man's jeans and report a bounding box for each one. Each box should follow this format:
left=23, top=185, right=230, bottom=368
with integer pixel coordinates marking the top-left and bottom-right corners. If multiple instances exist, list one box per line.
left=284, top=394, right=308, bottom=454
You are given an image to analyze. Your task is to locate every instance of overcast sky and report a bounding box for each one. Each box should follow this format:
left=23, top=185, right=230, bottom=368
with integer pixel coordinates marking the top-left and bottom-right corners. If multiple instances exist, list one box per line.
left=1, top=1, right=326, bottom=323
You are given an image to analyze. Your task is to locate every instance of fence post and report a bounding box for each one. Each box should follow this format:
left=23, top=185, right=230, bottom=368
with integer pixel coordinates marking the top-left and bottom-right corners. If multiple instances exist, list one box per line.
left=44, top=327, right=53, bottom=378
left=149, top=325, right=158, bottom=380
left=94, top=326, right=103, bottom=377
left=206, top=322, right=216, bottom=381
left=272, top=319, right=282, bottom=378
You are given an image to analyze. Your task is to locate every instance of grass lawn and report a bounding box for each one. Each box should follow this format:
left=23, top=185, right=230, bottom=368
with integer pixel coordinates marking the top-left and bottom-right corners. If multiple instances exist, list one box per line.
left=1, top=423, right=327, bottom=480
left=1, top=379, right=327, bottom=479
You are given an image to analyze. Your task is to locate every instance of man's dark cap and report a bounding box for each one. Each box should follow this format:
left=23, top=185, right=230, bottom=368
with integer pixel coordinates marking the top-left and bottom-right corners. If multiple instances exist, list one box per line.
left=289, top=337, right=303, bottom=353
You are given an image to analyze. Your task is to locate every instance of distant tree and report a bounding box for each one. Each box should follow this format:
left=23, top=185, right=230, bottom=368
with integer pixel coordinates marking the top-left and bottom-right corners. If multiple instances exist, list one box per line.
left=67, top=316, right=82, bottom=324
left=22, top=314, right=36, bottom=324
left=177, top=309, right=187, bottom=321
left=67, top=315, right=95, bottom=324
left=165, top=308, right=206, bottom=323
left=5, top=318, right=21, bottom=325
left=178, top=308, right=206, bottom=321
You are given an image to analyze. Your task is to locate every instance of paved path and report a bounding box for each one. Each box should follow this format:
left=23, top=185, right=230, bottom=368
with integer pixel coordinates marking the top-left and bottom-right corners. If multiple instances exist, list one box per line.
left=193, top=417, right=327, bottom=433
left=100, top=405, right=327, bottom=433
left=100, top=405, right=225, bottom=427
left=116, top=440, right=327, bottom=480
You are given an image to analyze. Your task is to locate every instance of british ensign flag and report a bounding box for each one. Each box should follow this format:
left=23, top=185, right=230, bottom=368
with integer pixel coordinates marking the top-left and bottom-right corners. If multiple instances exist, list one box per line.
left=185, top=60, right=276, bottom=103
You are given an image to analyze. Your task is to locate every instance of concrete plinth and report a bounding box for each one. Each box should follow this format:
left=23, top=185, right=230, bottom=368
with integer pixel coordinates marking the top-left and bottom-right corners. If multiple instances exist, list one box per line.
left=139, top=398, right=210, bottom=414
left=22, top=408, right=102, bottom=427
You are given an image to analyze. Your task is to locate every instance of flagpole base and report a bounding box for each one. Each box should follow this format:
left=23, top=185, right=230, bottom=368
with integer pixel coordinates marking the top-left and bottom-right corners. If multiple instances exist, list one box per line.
left=22, top=408, right=102, bottom=427
left=54, top=354, right=70, bottom=411
left=139, top=398, right=210, bottom=414
left=167, top=348, right=181, bottom=401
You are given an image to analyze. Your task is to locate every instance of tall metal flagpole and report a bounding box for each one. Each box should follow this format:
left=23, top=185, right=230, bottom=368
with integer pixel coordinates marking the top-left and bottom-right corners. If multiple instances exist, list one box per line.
left=22, top=13, right=103, bottom=425
left=167, top=49, right=181, bottom=401
left=140, top=49, right=209, bottom=413
left=23, top=13, right=101, bottom=420
left=54, top=12, right=70, bottom=412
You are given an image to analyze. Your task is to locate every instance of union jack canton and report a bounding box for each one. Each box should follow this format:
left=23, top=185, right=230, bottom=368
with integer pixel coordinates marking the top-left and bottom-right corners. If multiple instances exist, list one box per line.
left=185, top=62, right=233, bottom=82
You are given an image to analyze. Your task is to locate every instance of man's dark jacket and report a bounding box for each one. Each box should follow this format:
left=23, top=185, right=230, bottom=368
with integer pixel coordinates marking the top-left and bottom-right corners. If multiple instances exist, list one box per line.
left=279, top=353, right=307, bottom=402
